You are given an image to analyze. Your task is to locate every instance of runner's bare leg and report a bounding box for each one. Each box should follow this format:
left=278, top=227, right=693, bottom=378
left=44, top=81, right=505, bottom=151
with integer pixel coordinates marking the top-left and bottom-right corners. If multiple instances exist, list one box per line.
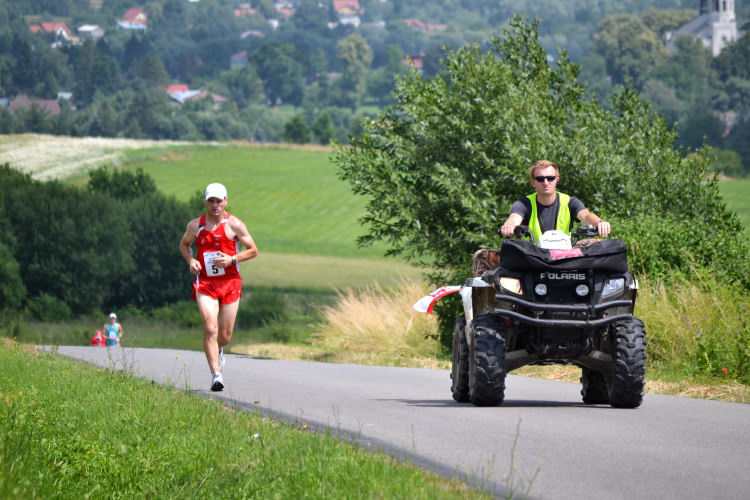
left=217, top=300, right=239, bottom=350
left=197, top=293, right=221, bottom=374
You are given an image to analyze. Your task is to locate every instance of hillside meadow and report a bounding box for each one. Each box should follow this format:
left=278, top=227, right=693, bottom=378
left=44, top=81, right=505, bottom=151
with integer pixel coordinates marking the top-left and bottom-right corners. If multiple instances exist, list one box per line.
left=718, top=177, right=750, bottom=236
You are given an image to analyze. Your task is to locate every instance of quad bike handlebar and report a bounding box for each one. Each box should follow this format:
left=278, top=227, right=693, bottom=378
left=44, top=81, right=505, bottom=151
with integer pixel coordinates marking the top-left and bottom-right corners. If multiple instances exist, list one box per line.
left=498, top=224, right=603, bottom=246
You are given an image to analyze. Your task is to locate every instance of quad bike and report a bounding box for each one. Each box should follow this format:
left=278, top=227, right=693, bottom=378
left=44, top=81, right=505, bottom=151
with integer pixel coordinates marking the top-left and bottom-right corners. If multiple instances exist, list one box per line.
left=450, top=225, right=646, bottom=408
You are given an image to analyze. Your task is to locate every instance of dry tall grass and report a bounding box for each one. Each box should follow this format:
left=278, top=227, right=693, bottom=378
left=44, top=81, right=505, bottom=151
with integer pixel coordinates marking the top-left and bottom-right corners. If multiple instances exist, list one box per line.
left=312, top=280, right=446, bottom=368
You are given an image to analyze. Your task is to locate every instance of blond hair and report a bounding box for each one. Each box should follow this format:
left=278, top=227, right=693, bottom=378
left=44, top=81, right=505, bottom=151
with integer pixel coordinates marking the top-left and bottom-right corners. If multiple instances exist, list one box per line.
left=528, top=160, right=559, bottom=180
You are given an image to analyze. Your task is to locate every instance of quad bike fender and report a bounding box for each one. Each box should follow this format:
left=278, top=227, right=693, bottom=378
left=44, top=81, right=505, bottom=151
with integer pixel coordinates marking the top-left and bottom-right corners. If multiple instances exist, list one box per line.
left=460, top=277, right=493, bottom=324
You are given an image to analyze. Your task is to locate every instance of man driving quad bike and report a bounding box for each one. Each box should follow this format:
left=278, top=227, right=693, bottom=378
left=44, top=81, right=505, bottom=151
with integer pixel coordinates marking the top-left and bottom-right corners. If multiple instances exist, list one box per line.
left=455, top=160, right=646, bottom=408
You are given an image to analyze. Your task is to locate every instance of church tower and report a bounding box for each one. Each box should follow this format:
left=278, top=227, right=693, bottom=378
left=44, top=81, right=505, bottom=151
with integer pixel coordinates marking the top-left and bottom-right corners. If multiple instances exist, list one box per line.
left=668, top=0, right=740, bottom=56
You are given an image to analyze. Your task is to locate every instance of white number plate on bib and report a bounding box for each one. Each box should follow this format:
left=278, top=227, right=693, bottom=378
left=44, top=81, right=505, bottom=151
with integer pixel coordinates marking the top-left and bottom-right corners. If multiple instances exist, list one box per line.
left=203, top=251, right=225, bottom=276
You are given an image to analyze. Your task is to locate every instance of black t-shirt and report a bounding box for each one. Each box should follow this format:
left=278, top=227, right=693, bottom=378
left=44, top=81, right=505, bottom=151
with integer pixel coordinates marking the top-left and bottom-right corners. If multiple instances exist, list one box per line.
left=510, top=194, right=586, bottom=233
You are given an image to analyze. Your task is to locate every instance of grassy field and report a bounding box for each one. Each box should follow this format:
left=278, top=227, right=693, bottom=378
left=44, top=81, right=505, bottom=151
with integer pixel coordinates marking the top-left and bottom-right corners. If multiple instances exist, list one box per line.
left=0, top=340, right=486, bottom=499
left=718, top=177, right=750, bottom=235
left=118, top=144, right=386, bottom=258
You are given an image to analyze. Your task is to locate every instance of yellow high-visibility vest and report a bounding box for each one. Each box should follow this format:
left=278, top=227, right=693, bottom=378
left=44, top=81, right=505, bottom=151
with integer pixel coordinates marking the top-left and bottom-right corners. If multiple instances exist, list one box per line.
left=527, top=192, right=571, bottom=243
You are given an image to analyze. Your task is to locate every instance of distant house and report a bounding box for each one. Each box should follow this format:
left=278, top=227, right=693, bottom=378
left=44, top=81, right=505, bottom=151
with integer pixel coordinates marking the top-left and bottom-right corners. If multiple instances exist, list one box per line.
left=402, top=53, right=424, bottom=72
left=332, top=0, right=361, bottom=13
left=77, top=25, right=104, bottom=40
left=230, top=51, right=248, bottom=69
left=165, top=84, right=189, bottom=94
left=166, top=86, right=227, bottom=108
left=667, top=0, right=741, bottom=56
left=235, top=4, right=257, bottom=17
left=339, top=14, right=361, bottom=28
left=30, top=22, right=74, bottom=46
left=404, top=18, right=447, bottom=35
left=30, top=22, right=72, bottom=38
left=9, top=94, right=62, bottom=116
left=119, top=8, right=147, bottom=30
left=240, top=29, right=265, bottom=39
left=333, top=0, right=361, bottom=27
left=187, top=90, right=228, bottom=106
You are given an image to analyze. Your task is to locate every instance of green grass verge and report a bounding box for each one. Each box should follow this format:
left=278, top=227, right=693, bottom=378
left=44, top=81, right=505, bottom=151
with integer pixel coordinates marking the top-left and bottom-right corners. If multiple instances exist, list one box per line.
left=719, top=177, right=750, bottom=236
left=0, top=342, right=487, bottom=499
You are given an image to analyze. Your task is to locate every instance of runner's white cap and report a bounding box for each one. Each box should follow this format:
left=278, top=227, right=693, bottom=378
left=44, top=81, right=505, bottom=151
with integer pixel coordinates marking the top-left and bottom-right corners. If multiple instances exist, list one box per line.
left=205, top=183, right=227, bottom=200
left=109, top=312, right=117, bottom=319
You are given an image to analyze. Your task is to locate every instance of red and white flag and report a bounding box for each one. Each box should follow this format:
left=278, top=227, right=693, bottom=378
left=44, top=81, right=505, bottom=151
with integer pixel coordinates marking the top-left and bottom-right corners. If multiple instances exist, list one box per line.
left=412, top=285, right=462, bottom=314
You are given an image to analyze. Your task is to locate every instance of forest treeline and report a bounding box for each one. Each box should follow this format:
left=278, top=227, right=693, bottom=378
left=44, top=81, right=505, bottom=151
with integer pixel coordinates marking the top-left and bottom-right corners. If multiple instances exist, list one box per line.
left=0, top=0, right=749, bottom=174
left=0, top=164, right=200, bottom=318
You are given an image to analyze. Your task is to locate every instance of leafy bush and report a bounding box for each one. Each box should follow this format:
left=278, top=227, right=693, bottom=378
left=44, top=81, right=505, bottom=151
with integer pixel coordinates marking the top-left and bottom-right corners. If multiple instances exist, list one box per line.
left=0, top=241, right=25, bottom=311
left=25, top=294, right=72, bottom=322
left=235, top=289, right=289, bottom=329
left=614, top=213, right=748, bottom=287
left=0, top=165, right=134, bottom=314
left=149, top=301, right=202, bottom=329
left=87, top=167, right=195, bottom=310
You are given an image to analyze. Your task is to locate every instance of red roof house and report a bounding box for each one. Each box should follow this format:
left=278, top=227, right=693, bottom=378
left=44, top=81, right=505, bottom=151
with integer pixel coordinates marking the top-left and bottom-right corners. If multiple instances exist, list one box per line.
left=165, top=84, right=189, bottom=93
left=9, top=95, right=62, bottom=116
left=123, top=8, right=147, bottom=25
left=333, top=0, right=360, bottom=12
left=30, top=22, right=73, bottom=37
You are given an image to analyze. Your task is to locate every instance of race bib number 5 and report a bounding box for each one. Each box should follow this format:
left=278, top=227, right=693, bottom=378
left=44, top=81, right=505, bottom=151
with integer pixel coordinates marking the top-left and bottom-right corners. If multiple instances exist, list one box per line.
left=203, top=251, right=225, bottom=276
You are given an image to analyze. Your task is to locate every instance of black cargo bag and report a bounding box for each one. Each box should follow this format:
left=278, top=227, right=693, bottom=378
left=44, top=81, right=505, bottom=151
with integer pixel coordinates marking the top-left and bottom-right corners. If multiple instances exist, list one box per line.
left=499, top=239, right=629, bottom=272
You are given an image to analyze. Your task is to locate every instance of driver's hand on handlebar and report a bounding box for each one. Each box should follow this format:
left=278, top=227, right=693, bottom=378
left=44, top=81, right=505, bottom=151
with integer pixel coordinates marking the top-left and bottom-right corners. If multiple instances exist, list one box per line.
left=597, top=221, right=611, bottom=238
left=500, top=222, right=517, bottom=237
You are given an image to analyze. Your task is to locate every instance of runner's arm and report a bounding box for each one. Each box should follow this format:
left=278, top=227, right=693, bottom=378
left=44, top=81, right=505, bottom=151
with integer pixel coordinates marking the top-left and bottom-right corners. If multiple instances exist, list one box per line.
left=230, top=217, right=258, bottom=264
left=179, top=219, right=202, bottom=274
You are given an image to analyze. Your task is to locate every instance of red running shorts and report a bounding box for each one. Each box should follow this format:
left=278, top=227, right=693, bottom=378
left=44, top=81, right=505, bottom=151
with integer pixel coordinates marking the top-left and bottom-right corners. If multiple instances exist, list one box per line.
left=192, top=276, right=242, bottom=305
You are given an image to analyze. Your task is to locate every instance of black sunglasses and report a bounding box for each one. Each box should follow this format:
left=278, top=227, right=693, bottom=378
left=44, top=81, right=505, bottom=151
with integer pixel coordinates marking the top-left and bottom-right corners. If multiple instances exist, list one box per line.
left=534, top=175, right=557, bottom=182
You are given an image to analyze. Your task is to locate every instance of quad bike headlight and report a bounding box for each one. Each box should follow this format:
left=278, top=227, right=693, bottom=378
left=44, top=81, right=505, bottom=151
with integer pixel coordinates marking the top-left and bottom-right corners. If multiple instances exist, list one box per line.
left=602, top=278, right=625, bottom=298
left=534, top=283, right=547, bottom=296
left=575, top=284, right=590, bottom=296
left=500, top=277, right=523, bottom=295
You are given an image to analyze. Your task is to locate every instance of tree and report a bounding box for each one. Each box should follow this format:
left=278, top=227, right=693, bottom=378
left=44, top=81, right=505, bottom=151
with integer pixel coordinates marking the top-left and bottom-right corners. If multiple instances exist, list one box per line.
left=311, top=110, right=335, bottom=144
left=0, top=165, right=134, bottom=314
left=713, top=32, right=750, bottom=81
left=89, top=53, right=123, bottom=96
left=677, top=111, right=725, bottom=150
left=37, top=47, right=71, bottom=98
left=333, top=33, right=373, bottom=110
left=648, top=34, right=711, bottom=106
left=87, top=167, right=194, bottom=309
left=282, top=114, right=311, bottom=143
left=0, top=190, right=25, bottom=311
left=250, top=41, right=305, bottom=106
left=134, top=54, right=169, bottom=87
left=92, top=100, right=118, bottom=137
left=219, top=66, right=263, bottom=108
left=334, top=16, right=748, bottom=291
left=12, top=37, right=35, bottom=93
left=593, top=13, right=666, bottom=89
left=74, top=39, right=96, bottom=106
left=640, top=7, right=696, bottom=38
left=293, top=0, right=328, bottom=32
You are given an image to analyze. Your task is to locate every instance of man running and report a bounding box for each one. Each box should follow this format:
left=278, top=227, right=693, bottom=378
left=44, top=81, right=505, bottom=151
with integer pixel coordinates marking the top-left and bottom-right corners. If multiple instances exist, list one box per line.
left=179, top=182, right=259, bottom=391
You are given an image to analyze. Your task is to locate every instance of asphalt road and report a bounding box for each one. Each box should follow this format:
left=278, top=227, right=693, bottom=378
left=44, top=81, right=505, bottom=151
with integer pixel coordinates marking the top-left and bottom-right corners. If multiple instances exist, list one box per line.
left=49, top=346, right=750, bottom=499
